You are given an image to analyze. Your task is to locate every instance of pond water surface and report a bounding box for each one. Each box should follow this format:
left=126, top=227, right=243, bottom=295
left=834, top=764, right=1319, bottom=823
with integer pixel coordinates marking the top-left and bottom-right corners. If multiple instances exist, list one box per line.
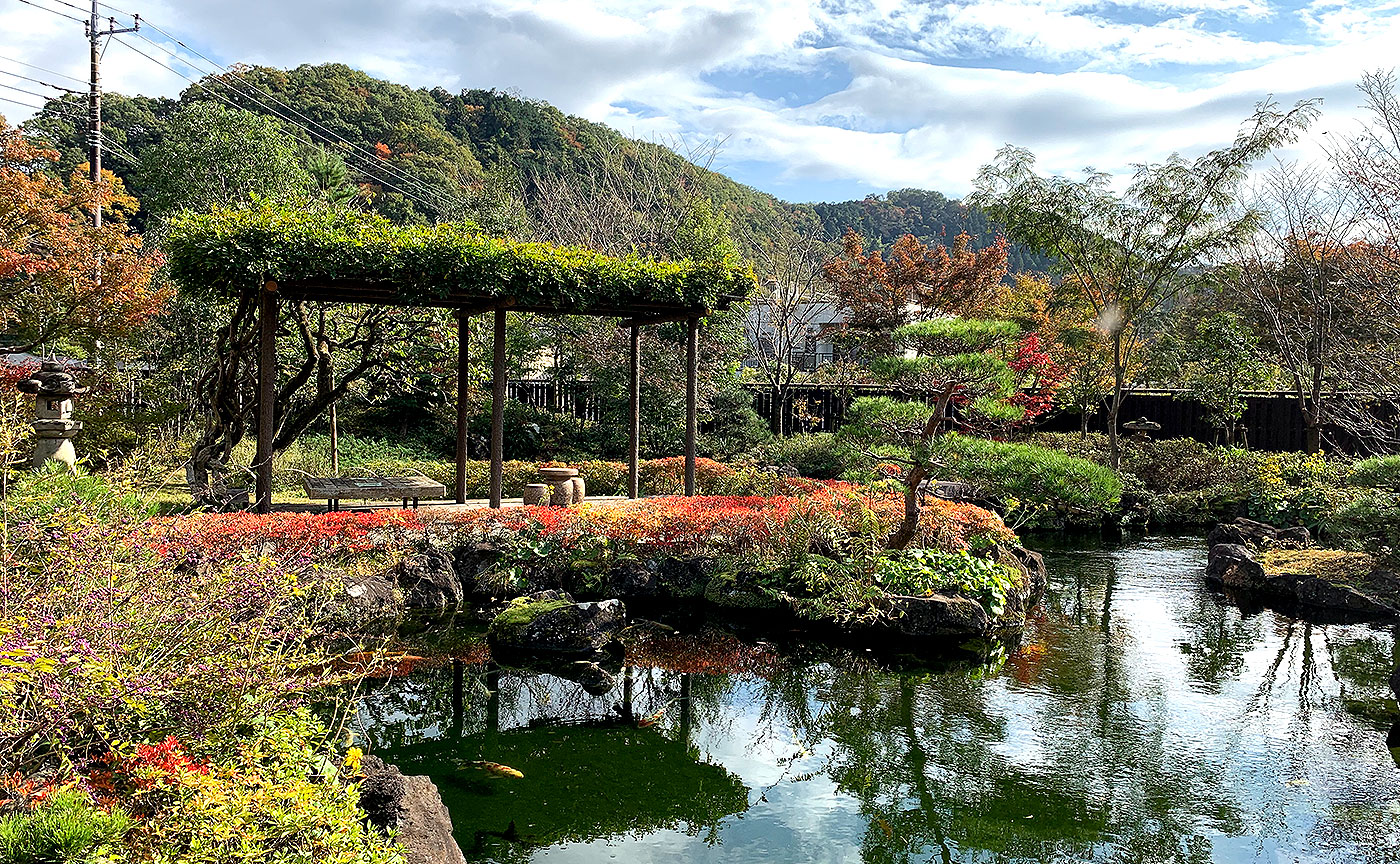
left=356, top=537, right=1400, bottom=863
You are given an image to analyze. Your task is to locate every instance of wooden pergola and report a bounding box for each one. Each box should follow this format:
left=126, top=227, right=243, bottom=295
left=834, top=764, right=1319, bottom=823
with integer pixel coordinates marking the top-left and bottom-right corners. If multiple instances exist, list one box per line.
left=253, top=280, right=715, bottom=512
left=163, top=208, right=754, bottom=514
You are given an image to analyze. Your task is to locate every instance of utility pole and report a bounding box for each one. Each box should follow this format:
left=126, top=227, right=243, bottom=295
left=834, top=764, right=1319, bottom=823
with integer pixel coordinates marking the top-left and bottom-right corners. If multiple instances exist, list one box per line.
left=85, top=0, right=138, bottom=227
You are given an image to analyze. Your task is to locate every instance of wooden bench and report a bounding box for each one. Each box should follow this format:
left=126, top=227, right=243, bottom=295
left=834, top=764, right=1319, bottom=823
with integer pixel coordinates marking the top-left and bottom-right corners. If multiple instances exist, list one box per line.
left=302, top=475, right=447, bottom=511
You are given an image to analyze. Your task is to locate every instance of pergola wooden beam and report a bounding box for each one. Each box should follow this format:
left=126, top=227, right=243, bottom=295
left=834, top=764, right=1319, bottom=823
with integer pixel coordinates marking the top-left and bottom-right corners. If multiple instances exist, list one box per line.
left=628, top=325, right=640, bottom=499
left=617, top=309, right=707, bottom=328
left=490, top=308, right=507, bottom=508
left=252, top=295, right=716, bottom=514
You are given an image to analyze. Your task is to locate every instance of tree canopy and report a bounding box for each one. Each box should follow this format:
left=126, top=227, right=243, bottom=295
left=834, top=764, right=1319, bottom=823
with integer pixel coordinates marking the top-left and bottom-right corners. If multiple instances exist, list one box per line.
left=0, top=118, right=166, bottom=354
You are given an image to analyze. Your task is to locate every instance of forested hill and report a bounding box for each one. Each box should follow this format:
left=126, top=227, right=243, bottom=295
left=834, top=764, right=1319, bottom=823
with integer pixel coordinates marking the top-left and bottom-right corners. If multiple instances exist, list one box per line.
left=811, top=189, right=1054, bottom=273
left=19, top=62, right=1048, bottom=271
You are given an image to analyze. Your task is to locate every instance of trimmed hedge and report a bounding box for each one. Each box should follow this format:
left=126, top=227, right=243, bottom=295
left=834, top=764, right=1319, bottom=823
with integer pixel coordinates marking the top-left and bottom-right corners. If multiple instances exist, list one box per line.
left=269, top=449, right=790, bottom=500
left=166, top=206, right=755, bottom=312
left=928, top=434, right=1123, bottom=528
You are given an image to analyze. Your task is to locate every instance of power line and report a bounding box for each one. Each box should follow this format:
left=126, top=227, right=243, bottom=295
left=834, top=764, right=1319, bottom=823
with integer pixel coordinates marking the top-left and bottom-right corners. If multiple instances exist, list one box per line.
left=13, top=0, right=85, bottom=24
left=0, top=67, right=82, bottom=94
left=132, top=30, right=463, bottom=213
left=0, top=54, right=86, bottom=85
left=23, top=0, right=467, bottom=216
left=0, top=81, right=67, bottom=102
left=109, top=17, right=465, bottom=214
left=84, top=2, right=465, bottom=214
left=100, top=133, right=138, bottom=165
left=111, top=33, right=458, bottom=215
left=0, top=94, right=46, bottom=112
left=28, top=0, right=87, bottom=13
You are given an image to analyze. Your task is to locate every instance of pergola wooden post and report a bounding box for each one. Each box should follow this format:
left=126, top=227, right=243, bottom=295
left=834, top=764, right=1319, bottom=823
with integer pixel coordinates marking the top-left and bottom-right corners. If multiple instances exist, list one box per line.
left=255, top=281, right=278, bottom=514
left=628, top=324, right=641, bottom=499
left=489, top=307, right=507, bottom=508
left=684, top=316, right=698, bottom=497
left=454, top=310, right=470, bottom=504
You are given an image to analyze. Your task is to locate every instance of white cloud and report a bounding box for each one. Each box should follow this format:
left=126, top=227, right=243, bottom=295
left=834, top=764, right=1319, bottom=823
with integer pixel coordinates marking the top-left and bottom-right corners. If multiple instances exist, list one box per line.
left=1, top=0, right=1397, bottom=201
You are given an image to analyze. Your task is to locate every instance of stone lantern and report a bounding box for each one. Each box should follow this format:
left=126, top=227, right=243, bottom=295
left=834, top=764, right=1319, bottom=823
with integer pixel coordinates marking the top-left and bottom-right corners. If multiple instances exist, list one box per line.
left=17, top=360, right=88, bottom=470
left=1122, top=416, right=1162, bottom=442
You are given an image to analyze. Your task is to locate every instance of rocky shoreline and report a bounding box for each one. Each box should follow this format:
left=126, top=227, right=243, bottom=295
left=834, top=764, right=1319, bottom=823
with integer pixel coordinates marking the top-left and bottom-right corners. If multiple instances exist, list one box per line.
left=331, top=534, right=1049, bottom=862
left=337, top=539, right=1048, bottom=645
left=1205, top=518, right=1400, bottom=621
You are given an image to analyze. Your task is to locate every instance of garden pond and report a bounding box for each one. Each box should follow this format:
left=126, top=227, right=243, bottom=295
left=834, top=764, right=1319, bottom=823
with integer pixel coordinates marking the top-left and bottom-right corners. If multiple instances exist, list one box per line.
left=354, top=537, right=1400, bottom=863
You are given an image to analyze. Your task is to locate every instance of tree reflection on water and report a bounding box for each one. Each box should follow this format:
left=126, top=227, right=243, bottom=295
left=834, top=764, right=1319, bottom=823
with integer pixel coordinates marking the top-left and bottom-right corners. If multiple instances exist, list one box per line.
left=356, top=537, right=1400, bottom=863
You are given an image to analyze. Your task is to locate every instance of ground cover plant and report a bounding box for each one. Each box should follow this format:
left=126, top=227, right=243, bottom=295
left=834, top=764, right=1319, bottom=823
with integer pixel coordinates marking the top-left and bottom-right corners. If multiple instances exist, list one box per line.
left=0, top=470, right=405, bottom=863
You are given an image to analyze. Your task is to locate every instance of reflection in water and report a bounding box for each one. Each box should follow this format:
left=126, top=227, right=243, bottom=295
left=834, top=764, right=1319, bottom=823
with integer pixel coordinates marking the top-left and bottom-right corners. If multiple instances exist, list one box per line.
left=356, top=538, right=1400, bottom=863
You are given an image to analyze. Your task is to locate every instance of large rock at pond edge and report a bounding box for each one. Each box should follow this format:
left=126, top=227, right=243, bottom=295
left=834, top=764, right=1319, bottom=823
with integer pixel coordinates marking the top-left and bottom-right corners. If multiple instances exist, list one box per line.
left=396, top=548, right=462, bottom=614
left=1206, top=543, right=1267, bottom=591
left=1271, top=571, right=1400, bottom=618
left=452, top=542, right=507, bottom=602
left=1207, top=518, right=1311, bottom=552
left=882, top=594, right=993, bottom=638
left=337, top=571, right=401, bottom=631
left=487, top=591, right=626, bottom=655
left=358, top=756, right=466, bottom=864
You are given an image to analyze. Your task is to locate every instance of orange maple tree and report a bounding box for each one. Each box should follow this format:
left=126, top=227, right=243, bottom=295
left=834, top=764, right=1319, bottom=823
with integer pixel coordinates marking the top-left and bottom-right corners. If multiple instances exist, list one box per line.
left=821, top=229, right=1010, bottom=355
left=0, top=117, right=166, bottom=353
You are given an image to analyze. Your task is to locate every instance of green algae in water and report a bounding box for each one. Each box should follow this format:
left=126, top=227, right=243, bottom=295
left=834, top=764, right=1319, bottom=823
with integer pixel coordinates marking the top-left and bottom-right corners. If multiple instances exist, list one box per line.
left=386, top=723, right=746, bottom=856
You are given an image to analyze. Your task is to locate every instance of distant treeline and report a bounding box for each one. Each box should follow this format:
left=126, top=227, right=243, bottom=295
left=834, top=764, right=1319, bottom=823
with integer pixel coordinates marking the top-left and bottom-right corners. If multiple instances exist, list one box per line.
left=811, top=188, right=1055, bottom=273
left=18, top=63, right=1046, bottom=271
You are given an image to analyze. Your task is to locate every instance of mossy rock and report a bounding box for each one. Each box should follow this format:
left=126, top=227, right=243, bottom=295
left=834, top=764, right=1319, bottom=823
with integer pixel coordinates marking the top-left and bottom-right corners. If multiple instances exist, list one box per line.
left=487, top=591, right=627, bottom=655
left=1262, top=548, right=1376, bottom=583
left=1246, top=548, right=1400, bottom=621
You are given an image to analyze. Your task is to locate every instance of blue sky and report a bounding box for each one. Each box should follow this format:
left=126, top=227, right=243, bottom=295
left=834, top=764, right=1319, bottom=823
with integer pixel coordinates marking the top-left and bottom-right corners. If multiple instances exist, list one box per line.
left=1, top=0, right=1395, bottom=202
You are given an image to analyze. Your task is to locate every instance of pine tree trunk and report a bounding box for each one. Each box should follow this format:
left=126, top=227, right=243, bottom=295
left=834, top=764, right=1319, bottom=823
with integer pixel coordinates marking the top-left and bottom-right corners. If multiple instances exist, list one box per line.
left=886, top=391, right=951, bottom=551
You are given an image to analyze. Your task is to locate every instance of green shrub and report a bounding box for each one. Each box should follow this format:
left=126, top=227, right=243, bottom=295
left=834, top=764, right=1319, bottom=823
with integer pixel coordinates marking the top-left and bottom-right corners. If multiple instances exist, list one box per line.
left=773, top=546, right=1020, bottom=624
left=744, top=434, right=850, bottom=479
left=873, top=548, right=1019, bottom=616
left=1327, top=490, right=1400, bottom=563
left=1350, top=455, right=1400, bottom=491
left=125, top=711, right=404, bottom=864
left=699, top=385, right=773, bottom=459
left=930, top=434, right=1122, bottom=529
left=1023, top=433, right=1357, bottom=528
left=0, top=791, right=129, bottom=864
left=3, top=465, right=160, bottom=526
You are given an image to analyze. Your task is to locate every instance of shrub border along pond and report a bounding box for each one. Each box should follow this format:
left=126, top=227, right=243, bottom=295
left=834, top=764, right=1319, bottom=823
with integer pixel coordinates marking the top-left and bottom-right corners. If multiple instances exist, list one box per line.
left=158, top=482, right=1043, bottom=639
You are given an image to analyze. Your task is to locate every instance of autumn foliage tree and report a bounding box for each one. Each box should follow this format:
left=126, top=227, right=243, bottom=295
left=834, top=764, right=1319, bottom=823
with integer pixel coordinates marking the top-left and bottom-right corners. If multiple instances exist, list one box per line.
left=0, top=117, right=165, bottom=354
left=823, top=229, right=1009, bottom=358
left=826, top=230, right=1061, bottom=548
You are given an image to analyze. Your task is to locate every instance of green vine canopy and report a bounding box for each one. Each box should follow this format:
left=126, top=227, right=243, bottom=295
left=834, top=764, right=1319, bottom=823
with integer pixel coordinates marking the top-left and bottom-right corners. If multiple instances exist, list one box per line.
left=165, top=205, right=756, bottom=314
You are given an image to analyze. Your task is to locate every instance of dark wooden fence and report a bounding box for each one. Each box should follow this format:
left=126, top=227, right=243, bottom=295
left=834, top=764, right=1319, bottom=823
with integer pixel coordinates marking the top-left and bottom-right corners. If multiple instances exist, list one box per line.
left=508, top=379, right=1398, bottom=454
left=507, top=379, right=605, bottom=422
